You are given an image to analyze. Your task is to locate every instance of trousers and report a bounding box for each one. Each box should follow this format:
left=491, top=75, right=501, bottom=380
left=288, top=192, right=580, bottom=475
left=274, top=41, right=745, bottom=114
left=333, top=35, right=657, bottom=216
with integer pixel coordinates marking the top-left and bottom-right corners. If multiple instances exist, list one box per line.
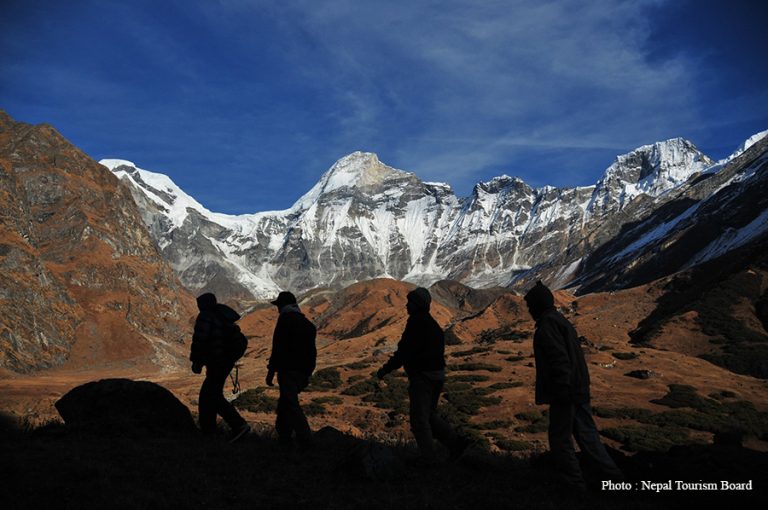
left=408, top=372, right=458, bottom=459
left=276, top=370, right=312, bottom=445
left=198, top=362, right=246, bottom=435
left=548, top=402, right=624, bottom=489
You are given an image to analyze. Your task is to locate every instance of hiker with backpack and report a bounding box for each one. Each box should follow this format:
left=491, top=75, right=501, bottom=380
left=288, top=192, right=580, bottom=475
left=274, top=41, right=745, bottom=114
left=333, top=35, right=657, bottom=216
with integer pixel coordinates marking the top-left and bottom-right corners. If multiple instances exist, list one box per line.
left=266, top=291, right=317, bottom=451
left=191, top=292, right=250, bottom=443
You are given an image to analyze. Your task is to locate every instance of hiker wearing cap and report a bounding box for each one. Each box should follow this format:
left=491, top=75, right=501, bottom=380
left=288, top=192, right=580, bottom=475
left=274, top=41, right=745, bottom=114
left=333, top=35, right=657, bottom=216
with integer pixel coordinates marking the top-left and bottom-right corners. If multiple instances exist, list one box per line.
left=190, top=292, right=250, bottom=442
left=524, top=281, right=624, bottom=491
left=266, top=291, right=317, bottom=449
left=376, top=287, right=470, bottom=464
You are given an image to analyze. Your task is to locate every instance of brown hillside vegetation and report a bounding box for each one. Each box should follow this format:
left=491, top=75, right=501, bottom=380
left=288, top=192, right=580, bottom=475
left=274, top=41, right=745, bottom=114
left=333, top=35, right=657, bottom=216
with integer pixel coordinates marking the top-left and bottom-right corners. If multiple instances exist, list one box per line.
left=2, top=276, right=767, bottom=458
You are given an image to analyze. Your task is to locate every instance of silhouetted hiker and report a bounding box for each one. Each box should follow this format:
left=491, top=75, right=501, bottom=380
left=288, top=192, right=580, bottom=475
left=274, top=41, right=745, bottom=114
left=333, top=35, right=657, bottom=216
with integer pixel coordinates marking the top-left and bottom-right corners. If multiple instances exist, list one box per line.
left=524, top=281, right=624, bottom=491
left=266, top=291, right=317, bottom=450
left=376, top=287, right=470, bottom=465
left=191, top=292, right=250, bottom=443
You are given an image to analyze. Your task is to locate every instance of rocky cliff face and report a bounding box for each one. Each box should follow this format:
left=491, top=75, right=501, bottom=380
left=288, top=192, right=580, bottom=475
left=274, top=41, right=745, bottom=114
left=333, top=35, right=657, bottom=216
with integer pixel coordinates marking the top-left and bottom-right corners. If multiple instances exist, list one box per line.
left=0, top=111, right=196, bottom=373
left=103, top=134, right=738, bottom=301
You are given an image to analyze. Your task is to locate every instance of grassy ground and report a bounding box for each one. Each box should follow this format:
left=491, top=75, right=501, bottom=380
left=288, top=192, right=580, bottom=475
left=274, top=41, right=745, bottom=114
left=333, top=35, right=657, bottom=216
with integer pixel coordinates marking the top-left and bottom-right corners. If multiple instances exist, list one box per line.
left=2, top=420, right=765, bottom=510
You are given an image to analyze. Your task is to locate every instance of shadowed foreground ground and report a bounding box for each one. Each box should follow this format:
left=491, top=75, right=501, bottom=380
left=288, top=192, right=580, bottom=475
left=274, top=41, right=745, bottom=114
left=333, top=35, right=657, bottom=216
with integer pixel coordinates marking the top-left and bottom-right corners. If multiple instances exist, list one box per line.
left=2, top=418, right=766, bottom=510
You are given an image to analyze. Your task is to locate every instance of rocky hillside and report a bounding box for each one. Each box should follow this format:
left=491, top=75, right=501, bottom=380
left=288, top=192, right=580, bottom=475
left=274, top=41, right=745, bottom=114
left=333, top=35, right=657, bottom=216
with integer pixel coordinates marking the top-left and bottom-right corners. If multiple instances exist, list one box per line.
left=0, top=111, right=196, bottom=373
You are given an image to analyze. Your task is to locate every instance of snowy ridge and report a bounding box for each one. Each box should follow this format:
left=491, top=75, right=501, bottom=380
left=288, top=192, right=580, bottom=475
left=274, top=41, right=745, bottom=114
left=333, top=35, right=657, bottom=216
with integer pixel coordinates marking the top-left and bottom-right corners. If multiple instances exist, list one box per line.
left=101, top=130, right=767, bottom=299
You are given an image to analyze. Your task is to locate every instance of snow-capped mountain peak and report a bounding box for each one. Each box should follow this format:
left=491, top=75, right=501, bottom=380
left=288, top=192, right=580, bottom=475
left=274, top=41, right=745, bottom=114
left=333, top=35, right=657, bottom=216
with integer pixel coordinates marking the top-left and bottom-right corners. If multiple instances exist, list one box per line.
left=100, top=130, right=766, bottom=301
left=589, top=137, right=714, bottom=212
left=721, top=129, right=768, bottom=163
left=291, top=151, right=414, bottom=211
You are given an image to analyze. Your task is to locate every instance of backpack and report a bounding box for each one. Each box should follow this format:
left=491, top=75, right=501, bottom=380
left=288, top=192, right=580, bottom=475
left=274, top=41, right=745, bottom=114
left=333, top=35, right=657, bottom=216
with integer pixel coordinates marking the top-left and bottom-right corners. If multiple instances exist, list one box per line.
left=226, top=324, right=248, bottom=363
left=213, top=303, right=248, bottom=363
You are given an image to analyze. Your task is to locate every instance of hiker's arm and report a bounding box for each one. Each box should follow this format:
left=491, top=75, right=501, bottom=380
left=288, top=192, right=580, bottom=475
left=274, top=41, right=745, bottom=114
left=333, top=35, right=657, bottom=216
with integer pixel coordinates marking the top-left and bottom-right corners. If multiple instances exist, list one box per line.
left=378, top=321, right=415, bottom=377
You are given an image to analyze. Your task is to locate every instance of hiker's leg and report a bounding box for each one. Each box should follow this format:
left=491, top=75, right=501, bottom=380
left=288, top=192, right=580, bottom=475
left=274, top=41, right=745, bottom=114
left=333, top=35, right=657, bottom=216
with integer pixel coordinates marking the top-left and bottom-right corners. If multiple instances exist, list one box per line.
left=409, top=375, right=436, bottom=459
left=427, top=379, right=457, bottom=447
left=212, top=364, right=246, bottom=430
left=277, top=371, right=311, bottom=445
left=287, top=371, right=312, bottom=446
left=573, top=403, right=624, bottom=481
left=275, top=376, right=294, bottom=442
left=198, top=368, right=219, bottom=435
left=548, top=402, right=586, bottom=490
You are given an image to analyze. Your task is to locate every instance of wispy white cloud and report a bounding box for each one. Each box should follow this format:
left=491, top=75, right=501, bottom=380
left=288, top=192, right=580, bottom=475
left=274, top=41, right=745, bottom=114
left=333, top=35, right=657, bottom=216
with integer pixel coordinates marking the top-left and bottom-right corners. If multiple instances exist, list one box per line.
left=223, top=0, right=700, bottom=190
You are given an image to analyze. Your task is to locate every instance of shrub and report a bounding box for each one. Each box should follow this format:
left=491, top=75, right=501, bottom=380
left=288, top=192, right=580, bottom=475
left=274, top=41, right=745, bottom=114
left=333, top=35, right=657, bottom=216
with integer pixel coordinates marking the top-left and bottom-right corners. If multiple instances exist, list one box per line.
left=474, top=420, right=513, bottom=430
left=442, top=382, right=502, bottom=416
left=645, top=410, right=731, bottom=434
left=650, top=384, right=720, bottom=413
left=344, top=361, right=371, bottom=370
left=451, top=374, right=491, bottom=383
left=700, top=344, right=768, bottom=379
left=709, top=390, right=737, bottom=400
left=303, top=402, right=327, bottom=416
left=514, top=410, right=548, bottom=433
left=308, top=367, right=342, bottom=391
left=232, top=388, right=277, bottom=413
left=490, top=434, right=532, bottom=452
left=592, top=407, right=654, bottom=421
left=611, top=352, right=638, bottom=361
left=488, top=382, right=524, bottom=391
left=312, top=396, right=343, bottom=405
left=362, top=377, right=409, bottom=415
left=449, top=363, right=502, bottom=373
left=436, top=403, right=491, bottom=451
left=624, top=370, right=653, bottom=380
left=342, top=379, right=380, bottom=396
left=600, top=425, right=696, bottom=452
left=479, top=327, right=527, bottom=344
left=450, top=346, right=491, bottom=358
left=602, top=386, right=768, bottom=440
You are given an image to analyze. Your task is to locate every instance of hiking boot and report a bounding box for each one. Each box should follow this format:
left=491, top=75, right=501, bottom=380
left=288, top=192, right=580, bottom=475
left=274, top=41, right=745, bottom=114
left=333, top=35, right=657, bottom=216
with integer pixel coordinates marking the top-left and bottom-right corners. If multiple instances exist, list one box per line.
left=228, top=424, right=251, bottom=444
left=448, top=436, right=471, bottom=462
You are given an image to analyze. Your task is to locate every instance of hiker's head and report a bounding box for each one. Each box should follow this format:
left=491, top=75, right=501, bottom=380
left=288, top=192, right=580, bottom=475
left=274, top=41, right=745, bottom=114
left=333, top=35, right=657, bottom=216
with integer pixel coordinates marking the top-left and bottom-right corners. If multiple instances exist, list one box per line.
left=197, top=292, right=217, bottom=312
left=270, top=291, right=297, bottom=311
left=406, top=287, right=431, bottom=315
left=524, top=281, right=555, bottom=320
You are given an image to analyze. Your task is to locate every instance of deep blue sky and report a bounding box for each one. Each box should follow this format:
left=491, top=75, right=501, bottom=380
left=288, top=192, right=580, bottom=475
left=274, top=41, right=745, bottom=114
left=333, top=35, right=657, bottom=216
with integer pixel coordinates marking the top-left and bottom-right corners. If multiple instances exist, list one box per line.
left=2, top=0, right=766, bottom=214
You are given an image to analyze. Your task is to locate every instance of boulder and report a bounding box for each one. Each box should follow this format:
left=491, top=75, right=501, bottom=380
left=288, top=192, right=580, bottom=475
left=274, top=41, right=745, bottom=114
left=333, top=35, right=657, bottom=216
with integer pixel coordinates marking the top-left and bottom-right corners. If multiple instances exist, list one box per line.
left=55, top=378, right=196, bottom=435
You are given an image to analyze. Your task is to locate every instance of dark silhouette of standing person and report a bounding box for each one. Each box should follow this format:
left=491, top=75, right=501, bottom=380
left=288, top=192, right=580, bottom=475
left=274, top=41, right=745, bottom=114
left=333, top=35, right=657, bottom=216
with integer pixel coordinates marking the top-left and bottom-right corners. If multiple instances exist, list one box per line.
left=190, top=292, right=250, bottom=442
left=524, top=281, right=624, bottom=491
left=266, top=291, right=317, bottom=450
left=376, top=287, right=470, bottom=464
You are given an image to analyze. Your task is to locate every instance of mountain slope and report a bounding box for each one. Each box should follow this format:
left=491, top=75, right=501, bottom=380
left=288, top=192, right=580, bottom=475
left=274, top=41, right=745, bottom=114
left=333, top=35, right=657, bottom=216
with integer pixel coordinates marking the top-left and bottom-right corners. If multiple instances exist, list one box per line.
left=0, top=111, right=196, bottom=373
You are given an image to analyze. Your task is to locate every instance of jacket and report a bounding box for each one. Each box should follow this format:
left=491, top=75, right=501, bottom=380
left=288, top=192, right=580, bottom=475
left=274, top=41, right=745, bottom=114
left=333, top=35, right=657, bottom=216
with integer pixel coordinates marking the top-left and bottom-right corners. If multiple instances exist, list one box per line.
left=268, top=306, right=317, bottom=376
left=381, top=311, right=446, bottom=377
left=532, top=308, right=590, bottom=405
left=190, top=303, right=241, bottom=366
